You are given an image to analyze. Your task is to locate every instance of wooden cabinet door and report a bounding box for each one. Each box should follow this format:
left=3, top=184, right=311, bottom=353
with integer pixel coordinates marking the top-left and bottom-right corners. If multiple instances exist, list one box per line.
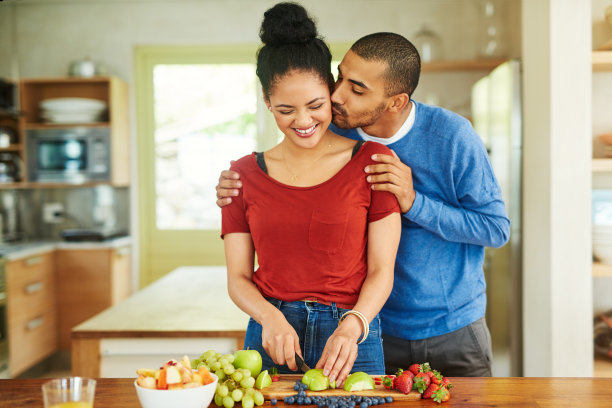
left=56, top=246, right=131, bottom=349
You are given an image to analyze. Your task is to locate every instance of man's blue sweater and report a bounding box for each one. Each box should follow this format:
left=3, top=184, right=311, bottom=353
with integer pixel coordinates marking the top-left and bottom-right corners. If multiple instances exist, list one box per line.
left=331, top=101, right=510, bottom=340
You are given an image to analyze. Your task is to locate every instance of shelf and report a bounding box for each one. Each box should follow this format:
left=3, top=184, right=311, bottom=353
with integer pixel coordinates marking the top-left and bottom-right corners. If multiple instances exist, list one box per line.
left=593, top=51, right=612, bottom=71
left=0, top=181, right=122, bottom=190
left=23, top=122, right=110, bottom=130
left=592, top=158, right=612, bottom=172
left=0, top=144, right=22, bottom=152
left=593, top=262, right=612, bottom=278
left=421, top=58, right=506, bottom=72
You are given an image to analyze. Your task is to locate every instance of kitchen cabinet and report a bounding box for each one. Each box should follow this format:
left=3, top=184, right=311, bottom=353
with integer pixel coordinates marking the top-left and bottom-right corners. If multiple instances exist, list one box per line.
left=5, top=250, right=57, bottom=377
left=0, top=76, right=130, bottom=189
left=0, top=79, right=22, bottom=184
left=55, top=244, right=131, bottom=349
left=591, top=50, right=612, bottom=376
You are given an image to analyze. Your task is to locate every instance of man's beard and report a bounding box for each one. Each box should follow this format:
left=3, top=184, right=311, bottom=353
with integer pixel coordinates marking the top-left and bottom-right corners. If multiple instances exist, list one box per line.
left=332, top=101, right=386, bottom=130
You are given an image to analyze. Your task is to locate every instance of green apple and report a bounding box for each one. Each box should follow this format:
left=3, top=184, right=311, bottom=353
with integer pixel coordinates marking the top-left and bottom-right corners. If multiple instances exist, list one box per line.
left=343, top=372, right=375, bottom=392
left=233, top=349, right=262, bottom=378
left=301, top=368, right=330, bottom=391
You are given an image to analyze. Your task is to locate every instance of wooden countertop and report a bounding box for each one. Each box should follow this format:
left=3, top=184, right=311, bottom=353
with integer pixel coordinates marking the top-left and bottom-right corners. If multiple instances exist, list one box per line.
left=3, top=377, right=612, bottom=407
left=72, top=266, right=249, bottom=338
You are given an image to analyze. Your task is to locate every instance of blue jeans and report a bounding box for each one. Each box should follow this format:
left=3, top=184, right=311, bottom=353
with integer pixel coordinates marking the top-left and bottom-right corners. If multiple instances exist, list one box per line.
left=243, top=298, right=384, bottom=375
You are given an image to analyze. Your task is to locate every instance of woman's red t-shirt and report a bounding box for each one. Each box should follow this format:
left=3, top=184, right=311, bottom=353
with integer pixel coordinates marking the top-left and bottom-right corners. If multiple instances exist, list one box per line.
left=221, top=141, right=400, bottom=307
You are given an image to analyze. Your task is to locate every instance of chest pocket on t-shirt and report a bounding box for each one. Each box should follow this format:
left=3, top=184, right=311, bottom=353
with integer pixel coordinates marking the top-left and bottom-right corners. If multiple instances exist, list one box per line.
left=308, top=209, right=349, bottom=254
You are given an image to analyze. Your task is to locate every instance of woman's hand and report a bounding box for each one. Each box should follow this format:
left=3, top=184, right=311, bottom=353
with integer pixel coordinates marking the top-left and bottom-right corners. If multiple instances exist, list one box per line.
left=261, top=309, right=302, bottom=371
left=315, top=314, right=362, bottom=387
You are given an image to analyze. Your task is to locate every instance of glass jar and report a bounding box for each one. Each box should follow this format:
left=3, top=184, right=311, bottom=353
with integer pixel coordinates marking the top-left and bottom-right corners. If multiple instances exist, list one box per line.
left=413, top=26, right=442, bottom=63
left=478, top=0, right=507, bottom=58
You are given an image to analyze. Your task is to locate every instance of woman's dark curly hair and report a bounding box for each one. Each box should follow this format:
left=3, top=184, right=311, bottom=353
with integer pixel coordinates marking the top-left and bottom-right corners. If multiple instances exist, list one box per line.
left=256, top=2, right=334, bottom=98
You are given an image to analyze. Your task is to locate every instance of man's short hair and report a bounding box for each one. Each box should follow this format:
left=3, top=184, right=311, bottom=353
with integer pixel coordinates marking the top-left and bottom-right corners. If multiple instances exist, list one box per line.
left=350, top=32, right=421, bottom=97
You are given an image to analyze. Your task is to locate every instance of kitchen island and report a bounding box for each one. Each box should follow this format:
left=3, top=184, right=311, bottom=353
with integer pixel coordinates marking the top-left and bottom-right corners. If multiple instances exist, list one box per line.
left=3, top=377, right=612, bottom=407
left=71, top=266, right=249, bottom=377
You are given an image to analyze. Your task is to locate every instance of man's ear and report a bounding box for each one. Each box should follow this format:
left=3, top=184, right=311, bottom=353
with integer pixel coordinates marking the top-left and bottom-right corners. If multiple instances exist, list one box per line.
left=387, top=93, right=410, bottom=113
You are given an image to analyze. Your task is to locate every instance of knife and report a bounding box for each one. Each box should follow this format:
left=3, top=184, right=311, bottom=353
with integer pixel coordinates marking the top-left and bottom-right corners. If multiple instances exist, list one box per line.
left=295, top=353, right=311, bottom=373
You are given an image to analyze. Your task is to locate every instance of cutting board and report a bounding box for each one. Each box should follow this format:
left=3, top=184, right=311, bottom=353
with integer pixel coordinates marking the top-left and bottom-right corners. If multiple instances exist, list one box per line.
left=260, top=375, right=421, bottom=401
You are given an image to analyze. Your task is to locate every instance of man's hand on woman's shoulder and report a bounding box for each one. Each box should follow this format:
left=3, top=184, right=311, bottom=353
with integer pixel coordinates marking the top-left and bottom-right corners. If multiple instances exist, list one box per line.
left=365, top=150, right=416, bottom=213
left=216, top=169, right=242, bottom=207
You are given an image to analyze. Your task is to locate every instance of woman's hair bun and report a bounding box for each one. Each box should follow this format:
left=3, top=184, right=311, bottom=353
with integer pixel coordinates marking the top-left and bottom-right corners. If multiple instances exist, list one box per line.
left=260, top=2, right=318, bottom=46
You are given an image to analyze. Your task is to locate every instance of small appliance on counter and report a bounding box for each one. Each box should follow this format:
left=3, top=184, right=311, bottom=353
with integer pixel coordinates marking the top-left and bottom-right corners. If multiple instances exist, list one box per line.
left=60, top=228, right=126, bottom=242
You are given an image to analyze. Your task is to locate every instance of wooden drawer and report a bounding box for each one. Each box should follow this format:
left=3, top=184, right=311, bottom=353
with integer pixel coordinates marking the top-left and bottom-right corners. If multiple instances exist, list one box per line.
left=8, top=309, right=58, bottom=377
left=6, top=251, right=58, bottom=377
left=6, top=252, right=56, bottom=322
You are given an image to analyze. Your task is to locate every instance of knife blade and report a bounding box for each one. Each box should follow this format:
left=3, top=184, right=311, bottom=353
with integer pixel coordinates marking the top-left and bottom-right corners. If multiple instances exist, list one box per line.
left=295, top=353, right=311, bottom=373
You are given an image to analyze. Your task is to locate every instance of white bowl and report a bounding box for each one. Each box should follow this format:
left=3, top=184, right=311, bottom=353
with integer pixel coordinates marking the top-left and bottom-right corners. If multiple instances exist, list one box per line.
left=40, top=97, right=107, bottom=111
left=134, top=373, right=218, bottom=408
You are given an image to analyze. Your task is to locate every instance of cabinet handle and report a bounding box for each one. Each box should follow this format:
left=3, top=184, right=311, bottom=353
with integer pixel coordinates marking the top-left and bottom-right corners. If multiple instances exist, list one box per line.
left=116, top=247, right=131, bottom=257
left=26, top=317, right=44, bottom=331
left=24, top=256, right=42, bottom=266
left=25, top=281, right=43, bottom=294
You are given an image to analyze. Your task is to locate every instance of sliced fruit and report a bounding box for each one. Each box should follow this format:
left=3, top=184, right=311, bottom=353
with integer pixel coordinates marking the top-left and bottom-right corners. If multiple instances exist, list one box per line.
left=137, top=376, right=156, bottom=389
left=301, top=368, right=330, bottom=391
left=343, top=372, right=375, bottom=392
left=255, top=369, right=272, bottom=389
left=165, top=365, right=182, bottom=385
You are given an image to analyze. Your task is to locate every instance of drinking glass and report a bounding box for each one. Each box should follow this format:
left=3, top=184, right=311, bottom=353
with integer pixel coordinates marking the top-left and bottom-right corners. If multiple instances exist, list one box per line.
left=42, top=377, right=96, bottom=408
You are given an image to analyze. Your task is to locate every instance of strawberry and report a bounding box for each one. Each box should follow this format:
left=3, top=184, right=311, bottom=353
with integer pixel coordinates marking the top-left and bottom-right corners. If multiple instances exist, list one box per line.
left=394, top=373, right=413, bottom=395
left=441, top=377, right=453, bottom=389
left=381, top=375, right=395, bottom=390
left=420, top=362, right=432, bottom=373
left=412, top=372, right=431, bottom=393
left=408, top=363, right=421, bottom=376
left=432, top=386, right=451, bottom=403
left=429, top=370, right=443, bottom=385
left=270, top=367, right=280, bottom=382
left=421, top=382, right=440, bottom=399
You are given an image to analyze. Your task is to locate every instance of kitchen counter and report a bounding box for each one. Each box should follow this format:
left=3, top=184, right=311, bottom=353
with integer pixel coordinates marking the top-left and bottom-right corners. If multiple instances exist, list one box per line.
left=71, top=266, right=249, bottom=377
left=0, top=236, right=131, bottom=260
left=3, top=377, right=612, bottom=407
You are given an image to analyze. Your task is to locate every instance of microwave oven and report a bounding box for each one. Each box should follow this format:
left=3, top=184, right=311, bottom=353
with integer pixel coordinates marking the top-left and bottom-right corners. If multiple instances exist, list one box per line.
left=26, top=127, right=111, bottom=183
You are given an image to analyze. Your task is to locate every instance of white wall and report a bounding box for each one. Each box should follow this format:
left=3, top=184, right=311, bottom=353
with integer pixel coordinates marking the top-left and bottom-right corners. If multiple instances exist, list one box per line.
left=522, top=0, right=593, bottom=376
left=7, top=0, right=521, bottom=80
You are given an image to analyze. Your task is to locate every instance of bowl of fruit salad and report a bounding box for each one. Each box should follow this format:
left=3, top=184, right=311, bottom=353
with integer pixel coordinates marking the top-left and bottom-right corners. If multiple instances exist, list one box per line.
left=134, top=355, right=218, bottom=408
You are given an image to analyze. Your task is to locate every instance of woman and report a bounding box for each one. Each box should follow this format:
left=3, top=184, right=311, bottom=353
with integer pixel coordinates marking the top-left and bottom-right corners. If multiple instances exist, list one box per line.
left=222, top=2, right=401, bottom=386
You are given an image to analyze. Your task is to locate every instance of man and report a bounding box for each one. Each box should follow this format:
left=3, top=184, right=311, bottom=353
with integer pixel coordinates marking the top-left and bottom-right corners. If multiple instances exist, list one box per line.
left=217, top=32, right=510, bottom=377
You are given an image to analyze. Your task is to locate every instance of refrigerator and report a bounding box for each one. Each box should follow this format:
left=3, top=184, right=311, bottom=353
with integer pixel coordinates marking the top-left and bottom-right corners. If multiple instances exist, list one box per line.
left=471, top=59, right=523, bottom=376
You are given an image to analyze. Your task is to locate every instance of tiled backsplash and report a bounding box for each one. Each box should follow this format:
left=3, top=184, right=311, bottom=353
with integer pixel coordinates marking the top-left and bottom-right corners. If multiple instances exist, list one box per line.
left=0, top=186, right=129, bottom=242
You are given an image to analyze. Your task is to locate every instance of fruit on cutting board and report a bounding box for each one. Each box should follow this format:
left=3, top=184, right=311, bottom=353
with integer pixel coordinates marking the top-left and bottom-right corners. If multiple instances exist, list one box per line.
left=343, top=372, right=375, bottom=392
left=255, top=370, right=272, bottom=390
left=301, top=368, right=334, bottom=391
left=388, top=362, right=453, bottom=404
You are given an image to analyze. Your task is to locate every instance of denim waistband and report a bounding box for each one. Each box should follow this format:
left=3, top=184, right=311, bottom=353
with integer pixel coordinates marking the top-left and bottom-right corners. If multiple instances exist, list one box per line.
left=265, top=297, right=354, bottom=318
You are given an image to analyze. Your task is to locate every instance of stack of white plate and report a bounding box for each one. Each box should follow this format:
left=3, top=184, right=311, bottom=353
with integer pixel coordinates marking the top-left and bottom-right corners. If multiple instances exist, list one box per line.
left=593, top=224, right=612, bottom=263
left=40, top=97, right=107, bottom=124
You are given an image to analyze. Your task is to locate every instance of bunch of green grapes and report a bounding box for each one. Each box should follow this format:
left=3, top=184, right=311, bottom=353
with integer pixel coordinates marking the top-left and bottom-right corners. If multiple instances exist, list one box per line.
left=193, top=350, right=264, bottom=408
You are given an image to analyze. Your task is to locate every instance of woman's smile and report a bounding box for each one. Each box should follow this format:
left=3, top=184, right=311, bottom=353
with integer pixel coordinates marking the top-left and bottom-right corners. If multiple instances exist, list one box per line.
left=294, top=124, right=319, bottom=138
